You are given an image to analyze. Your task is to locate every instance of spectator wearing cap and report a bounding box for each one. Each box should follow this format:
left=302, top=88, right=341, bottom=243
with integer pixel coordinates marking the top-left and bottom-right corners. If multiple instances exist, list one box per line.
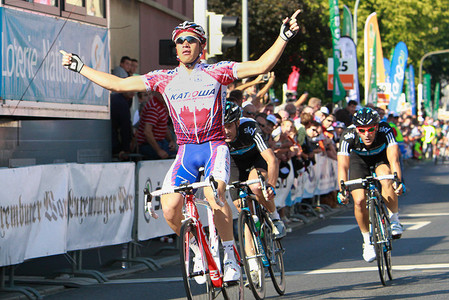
left=333, top=121, right=346, bottom=147
left=242, top=102, right=257, bottom=119
left=315, top=106, right=330, bottom=123
left=335, top=100, right=358, bottom=126
left=256, top=113, right=277, bottom=148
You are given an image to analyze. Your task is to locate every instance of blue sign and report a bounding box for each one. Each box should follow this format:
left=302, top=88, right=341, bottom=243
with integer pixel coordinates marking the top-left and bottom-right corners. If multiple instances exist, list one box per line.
left=1, top=8, right=109, bottom=106
left=406, top=65, right=416, bottom=116
left=388, top=41, right=408, bottom=113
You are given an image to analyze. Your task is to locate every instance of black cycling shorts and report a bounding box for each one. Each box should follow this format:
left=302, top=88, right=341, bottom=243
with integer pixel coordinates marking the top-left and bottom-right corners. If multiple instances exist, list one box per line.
left=348, top=151, right=389, bottom=191
left=229, top=155, right=268, bottom=200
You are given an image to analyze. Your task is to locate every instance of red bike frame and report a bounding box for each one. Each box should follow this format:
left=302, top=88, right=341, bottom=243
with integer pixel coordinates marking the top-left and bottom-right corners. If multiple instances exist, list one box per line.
left=183, top=193, right=241, bottom=288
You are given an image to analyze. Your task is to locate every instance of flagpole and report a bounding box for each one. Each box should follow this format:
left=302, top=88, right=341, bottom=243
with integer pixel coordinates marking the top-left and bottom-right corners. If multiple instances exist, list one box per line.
left=418, top=49, right=449, bottom=118
left=353, top=0, right=360, bottom=45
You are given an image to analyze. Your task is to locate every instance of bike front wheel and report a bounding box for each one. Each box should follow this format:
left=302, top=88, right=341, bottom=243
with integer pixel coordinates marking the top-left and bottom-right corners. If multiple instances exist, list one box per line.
left=238, top=211, right=266, bottom=300
left=180, top=220, right=213, bottom=300
left=370, top=198, right=389, bottom=286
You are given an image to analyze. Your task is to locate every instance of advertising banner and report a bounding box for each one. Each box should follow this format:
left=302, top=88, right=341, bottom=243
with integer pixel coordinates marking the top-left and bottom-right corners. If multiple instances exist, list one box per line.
left=66, top=163, right=135, bottom=250
left=434, top=82, right=440, bottom=119
left=342, top=5, right=353, bottom=39
left=388, top=42, right=408, bottom=113
left=338, top=36, right=360, bottom=103
left=364, top=12, right=386, bottom=103
left=405, top=65, right=417, bottom=116
left=0, top=165, right=69, bottom=267
left=1, top=7, right=109, bottom=118
left=423, top=74, right=432, bottom=117
left=329, top=0, right=346, bottom=103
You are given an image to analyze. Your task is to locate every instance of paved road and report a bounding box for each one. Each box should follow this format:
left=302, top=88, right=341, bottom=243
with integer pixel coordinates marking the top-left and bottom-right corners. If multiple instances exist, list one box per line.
left=3, top=160, right=449, bottom=299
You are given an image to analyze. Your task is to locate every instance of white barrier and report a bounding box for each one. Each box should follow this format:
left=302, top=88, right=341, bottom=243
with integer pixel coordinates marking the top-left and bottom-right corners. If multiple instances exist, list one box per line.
left=0, top=165, right=68, bottom=267
left=0, top=156, right=337, bottom=268
left=0, top=163, right=135, bottom=267
left=67, top=163, right=135, bottom=250
left=275, top=154, right=338, bottom=207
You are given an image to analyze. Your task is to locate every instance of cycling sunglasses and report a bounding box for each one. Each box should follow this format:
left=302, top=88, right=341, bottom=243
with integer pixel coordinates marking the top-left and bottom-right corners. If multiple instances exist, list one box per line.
left=175, top=35, right=200, bottom=44
left=357, top=125, right=377, bottom=134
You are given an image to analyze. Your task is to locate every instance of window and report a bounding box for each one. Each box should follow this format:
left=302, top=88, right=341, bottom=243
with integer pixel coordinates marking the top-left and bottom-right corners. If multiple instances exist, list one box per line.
left=3, top=0, right=106, bottom=26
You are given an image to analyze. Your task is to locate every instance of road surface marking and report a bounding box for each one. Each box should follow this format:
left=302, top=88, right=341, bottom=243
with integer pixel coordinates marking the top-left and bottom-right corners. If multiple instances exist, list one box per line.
left=103, top=263, right=449, bottom=285
left=286, top=263, right=449, bottom=276
left=308, top=225, right=358, bottom=234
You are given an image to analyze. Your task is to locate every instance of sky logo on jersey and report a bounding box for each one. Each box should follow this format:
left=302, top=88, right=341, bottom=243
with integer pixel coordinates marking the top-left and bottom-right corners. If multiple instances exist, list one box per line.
left=170, top=89, right=215, bottom=101
left=244, top=127, right=256, bottom=136
left=378, top=126, right=390, bottom=133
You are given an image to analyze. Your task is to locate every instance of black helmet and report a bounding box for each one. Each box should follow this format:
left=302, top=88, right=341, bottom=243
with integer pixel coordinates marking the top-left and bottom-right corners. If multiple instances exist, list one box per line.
left=224, top=101, right=241, bottom=124
left=353, top=107, right=380, bottom=126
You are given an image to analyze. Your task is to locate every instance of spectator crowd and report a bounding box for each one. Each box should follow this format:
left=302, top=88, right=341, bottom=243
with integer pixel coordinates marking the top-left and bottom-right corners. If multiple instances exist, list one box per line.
left=109, top=63, right=449, bottom=228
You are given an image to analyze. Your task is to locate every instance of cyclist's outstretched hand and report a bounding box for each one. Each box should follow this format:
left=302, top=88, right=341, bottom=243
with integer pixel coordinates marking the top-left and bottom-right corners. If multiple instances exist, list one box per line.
left=279, top=9, right=301, bottom=41
left=60, top=50, right=84, bottom=73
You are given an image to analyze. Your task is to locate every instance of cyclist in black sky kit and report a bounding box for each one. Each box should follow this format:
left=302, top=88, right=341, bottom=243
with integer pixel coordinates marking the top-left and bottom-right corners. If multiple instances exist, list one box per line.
left=223, top=101, right=286, bottom=239
left=337, top=107, right=405, bottom=263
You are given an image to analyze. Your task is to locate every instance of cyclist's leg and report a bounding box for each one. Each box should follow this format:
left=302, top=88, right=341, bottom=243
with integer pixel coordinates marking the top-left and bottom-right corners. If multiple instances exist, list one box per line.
left=160, top=144, right=207, bottom=236
left=375, top=163, right=398, bottom=214
left=203, top=141, right=240, bottom=281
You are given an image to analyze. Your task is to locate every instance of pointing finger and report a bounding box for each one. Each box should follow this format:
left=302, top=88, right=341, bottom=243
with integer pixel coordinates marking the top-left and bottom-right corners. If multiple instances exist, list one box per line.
left=291, top=9, right=302, bottom=20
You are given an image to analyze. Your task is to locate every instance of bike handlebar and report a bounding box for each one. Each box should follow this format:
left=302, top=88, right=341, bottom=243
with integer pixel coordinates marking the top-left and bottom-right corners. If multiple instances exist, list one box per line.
left=340, top=173, right=399, bottom=195
left=144, top=176, right=224, bottom=219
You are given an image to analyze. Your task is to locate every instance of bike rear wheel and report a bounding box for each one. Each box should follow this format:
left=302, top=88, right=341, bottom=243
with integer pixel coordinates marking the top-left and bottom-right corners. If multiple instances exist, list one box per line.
left=238, top=211, right=266, bottom=300
left=180, top=220, right=213, bottom=300
left=266, top=238, right=286, bottom=295
left=379, top=202, right=393, bottom=281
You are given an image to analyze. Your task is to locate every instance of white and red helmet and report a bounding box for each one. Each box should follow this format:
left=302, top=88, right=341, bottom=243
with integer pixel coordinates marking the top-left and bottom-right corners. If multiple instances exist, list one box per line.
left=172, top=21, right=207, bottom=44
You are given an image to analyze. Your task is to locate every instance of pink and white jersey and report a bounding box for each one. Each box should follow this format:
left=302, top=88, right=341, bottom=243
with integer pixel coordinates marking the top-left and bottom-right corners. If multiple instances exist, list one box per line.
left=141, top=61, right=239, bottom=145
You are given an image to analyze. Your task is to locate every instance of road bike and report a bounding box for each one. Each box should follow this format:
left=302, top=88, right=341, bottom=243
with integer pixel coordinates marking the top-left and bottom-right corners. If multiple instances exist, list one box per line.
left=228, top=170, right=286, bottom=299
left=144, top=176, right=243, bottom=300
left=340, top=172, right=399, bottom=286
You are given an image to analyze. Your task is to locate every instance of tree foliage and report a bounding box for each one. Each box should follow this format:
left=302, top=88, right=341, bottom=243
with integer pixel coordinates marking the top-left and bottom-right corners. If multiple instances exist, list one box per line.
left=208, top=0, right=449, bottom=104
left=208, top=0, right=332, bottom=101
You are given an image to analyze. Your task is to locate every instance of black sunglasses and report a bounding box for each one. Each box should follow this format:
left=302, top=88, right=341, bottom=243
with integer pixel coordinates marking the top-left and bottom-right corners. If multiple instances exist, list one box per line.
left=175, top=36, right=200, bottom=44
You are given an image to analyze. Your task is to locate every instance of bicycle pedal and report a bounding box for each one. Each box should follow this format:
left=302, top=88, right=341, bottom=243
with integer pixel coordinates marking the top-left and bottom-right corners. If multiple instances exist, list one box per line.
left=392, top=234, right=402, bottom=240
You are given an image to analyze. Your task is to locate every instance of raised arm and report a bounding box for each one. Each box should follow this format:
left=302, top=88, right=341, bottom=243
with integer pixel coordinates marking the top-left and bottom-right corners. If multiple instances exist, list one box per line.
left=236, top=9, right=301, bottom=79
left=60, top=50, right=146, bottom=93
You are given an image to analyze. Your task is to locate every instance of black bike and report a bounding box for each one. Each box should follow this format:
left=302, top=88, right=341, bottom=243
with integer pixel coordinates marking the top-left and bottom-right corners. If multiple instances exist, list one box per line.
left=227, top=171, right=286, bottom=299
left=341, top=172, right=399, bottom=285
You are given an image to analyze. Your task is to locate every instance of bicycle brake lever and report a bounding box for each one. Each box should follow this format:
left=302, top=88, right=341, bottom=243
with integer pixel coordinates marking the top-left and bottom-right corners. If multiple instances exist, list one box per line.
left=209, top=175, right=224, bottom=207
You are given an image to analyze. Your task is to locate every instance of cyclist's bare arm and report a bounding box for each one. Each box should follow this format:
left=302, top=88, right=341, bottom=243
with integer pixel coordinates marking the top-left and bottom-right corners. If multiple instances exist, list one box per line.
left=337, top=154, right=350, bottom=190
left=60, top=50, right=146, bottom=93
left=260, top=148, right=278, bottom=188
left=236, top=9, right=300, bottom=79
left=386, top=144, right=404, bottom=195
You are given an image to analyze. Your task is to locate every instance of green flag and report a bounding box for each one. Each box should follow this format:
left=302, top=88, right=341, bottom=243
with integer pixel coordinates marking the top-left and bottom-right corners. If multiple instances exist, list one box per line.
left=329, top=0, right=346, bottom=103
left=423, top=74, right=432, bottom=117
left=433, top=82, right=440, bottom=119
left=342, top=5, right=353, bottom=39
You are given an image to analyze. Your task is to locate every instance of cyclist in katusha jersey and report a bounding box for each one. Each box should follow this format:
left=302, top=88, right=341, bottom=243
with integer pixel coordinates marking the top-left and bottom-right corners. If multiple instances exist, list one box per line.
left=60, top=9, right=301, bottom=282
left=223, top=101, right=286, bottom=239
left=337, top=107, right=405, bottom=263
